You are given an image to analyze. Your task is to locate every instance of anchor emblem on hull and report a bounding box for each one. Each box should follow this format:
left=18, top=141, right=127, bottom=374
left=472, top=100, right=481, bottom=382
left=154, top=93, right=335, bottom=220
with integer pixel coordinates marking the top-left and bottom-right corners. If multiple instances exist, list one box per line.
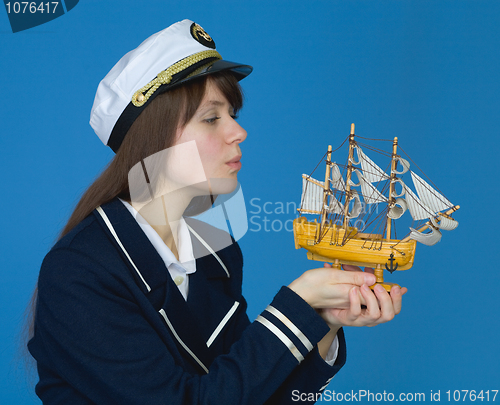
left=385, top=253, right=398, bottom=273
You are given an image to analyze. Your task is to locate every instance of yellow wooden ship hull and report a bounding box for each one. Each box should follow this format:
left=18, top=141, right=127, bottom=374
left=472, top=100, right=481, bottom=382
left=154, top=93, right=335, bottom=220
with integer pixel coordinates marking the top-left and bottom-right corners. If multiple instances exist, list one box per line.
left=293, top=217, right=417, bottom=270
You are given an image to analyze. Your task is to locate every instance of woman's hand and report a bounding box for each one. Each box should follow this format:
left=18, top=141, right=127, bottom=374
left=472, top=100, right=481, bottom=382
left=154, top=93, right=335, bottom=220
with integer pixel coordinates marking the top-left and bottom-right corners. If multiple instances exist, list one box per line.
left=289, top=262, right=407, bottom=329
left=288, top=263, right=376, bottom=309
left=318, top=269, right=407, bottom=329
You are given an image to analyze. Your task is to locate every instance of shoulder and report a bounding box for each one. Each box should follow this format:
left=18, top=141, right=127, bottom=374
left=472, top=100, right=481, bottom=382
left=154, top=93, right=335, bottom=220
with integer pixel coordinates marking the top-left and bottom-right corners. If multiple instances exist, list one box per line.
left=51, top=213, right=105, bottom=253
left=39, top=214, right=123, bottom=291
left=39, top=200, right=149, bottom=291
left=47, top=206, right=123, bottom=266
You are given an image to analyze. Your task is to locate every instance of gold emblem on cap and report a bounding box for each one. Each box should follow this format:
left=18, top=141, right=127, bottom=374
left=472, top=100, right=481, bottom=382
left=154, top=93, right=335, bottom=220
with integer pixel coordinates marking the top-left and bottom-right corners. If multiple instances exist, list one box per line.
left=132, top=50, right=222, bottom=107
left=192, top=23, right=213, bottom=43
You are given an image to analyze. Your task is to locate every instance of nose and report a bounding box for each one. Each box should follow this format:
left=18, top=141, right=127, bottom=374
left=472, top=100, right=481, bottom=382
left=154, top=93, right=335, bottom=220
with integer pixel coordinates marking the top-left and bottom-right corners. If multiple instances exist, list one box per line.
left=226, top=117, right=247, bottom=144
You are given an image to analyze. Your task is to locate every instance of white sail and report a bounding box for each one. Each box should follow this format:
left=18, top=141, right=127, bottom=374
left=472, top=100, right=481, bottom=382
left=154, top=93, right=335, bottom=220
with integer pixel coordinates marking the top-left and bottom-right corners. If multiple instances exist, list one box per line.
left=411, top=171, right=453, bottom=213
left=436, top=214, right=459, bottom=231
left=327, top=195, right=344, bottom=214
left=393, top=157, right=410, bottom=175
left=351, top=169, right=388, bottom=204
left=346, top=190, right=362, bottom=219
left=391, top=178, right=406, bottom=198
left=300, top=176, right=324, bottom=213
left=388, top=198, right=408, bottom=219
left=353, top=146, right=390, bottom=183
left=403, top=184, right=436, bottom=221
left=330, top=163, right=345, bottom=191
left=409, top=226, right=442, bottom=246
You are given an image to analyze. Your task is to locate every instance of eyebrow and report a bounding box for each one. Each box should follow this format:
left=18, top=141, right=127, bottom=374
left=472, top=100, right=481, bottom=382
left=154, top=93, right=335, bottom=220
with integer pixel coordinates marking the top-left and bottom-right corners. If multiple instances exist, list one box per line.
left=204, top=100, right=225, bottom=107
left=197, top=99, right=233, bottom=114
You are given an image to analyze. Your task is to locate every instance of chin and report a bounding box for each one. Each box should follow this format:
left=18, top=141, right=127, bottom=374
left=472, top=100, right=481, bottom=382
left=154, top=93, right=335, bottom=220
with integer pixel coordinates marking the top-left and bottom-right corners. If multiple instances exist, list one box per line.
left=208, top=177, right=238, bottom=195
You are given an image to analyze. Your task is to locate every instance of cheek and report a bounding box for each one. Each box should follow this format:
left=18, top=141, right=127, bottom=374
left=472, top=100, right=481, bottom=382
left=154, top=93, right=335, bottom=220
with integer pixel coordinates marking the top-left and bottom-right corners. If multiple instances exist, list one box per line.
left=175, top=127, right=195, bottom=145
left=176, top=127, right=225, bottom=175
left=177, top=126, right=217, bottom=151
left=197, top=139, right=224, bottom=167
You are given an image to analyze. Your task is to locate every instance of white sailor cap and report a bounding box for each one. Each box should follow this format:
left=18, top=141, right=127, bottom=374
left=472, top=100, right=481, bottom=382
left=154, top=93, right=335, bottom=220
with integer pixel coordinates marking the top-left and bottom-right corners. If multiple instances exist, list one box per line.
left=90, top=19, right=252, bottom=153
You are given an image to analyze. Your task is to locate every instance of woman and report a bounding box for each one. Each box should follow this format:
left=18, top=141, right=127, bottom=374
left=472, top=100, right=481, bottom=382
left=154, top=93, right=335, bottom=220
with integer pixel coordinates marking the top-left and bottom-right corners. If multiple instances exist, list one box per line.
left=28, top=19, right=405, bottom=404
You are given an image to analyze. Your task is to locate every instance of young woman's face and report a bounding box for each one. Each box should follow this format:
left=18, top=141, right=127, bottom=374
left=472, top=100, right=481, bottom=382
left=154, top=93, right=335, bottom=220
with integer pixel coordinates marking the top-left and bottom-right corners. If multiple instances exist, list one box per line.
left=174, top=79, right=247, bottom=194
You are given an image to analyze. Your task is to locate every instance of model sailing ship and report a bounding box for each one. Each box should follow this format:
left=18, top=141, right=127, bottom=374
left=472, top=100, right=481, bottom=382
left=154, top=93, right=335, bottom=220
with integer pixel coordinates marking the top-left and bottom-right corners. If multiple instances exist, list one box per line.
left=293, top=124, right=460, bottom=291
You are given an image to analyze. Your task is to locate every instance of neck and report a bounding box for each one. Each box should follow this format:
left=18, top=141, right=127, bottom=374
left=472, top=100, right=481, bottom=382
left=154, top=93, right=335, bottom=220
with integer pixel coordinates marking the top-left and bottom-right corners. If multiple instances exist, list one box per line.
left=134, top=188, right=196, bottom=261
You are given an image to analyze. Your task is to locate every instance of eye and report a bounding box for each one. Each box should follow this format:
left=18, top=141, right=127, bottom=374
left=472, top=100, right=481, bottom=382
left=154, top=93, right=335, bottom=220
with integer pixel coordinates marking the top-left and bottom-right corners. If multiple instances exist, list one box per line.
left=230, top=114, right=239, bottom=120
left=204, top=116, right=221, bottom=124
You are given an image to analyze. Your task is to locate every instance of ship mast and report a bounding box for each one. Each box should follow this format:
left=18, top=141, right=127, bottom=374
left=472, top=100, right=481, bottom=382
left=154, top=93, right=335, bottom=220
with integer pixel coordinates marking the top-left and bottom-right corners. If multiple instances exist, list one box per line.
left=343, top=124, right=356, bottom=229
left=320, top=145, right=333, bottom=228
left=386, top=137, right=398, bottom=240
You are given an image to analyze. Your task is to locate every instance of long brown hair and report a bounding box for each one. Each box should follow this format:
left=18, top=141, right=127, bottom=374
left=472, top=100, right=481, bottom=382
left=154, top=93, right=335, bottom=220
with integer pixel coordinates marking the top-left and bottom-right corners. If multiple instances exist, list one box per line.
left=26, top=71, right=243, bottom=346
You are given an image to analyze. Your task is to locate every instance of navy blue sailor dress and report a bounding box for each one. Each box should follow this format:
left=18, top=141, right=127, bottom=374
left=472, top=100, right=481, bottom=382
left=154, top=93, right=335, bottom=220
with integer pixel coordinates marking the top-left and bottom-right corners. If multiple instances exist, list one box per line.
left=28, top=198, right=346, bottom=404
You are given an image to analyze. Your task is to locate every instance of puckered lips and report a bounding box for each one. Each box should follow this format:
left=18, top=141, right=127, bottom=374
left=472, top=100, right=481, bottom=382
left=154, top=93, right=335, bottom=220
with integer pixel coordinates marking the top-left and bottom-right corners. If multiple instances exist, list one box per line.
left=226, top=155, right=242, bottom=171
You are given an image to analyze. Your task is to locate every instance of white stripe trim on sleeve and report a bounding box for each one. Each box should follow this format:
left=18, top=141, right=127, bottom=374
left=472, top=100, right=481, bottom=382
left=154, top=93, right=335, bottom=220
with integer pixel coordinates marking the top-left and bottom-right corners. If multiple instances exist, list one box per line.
left=255, top=315, right=304, bottom=363
left=96, top=206, right=151, bottom=292
left=206, top=301, right=240, bottom=348
left=186, top=224, right=230, bottom=278
left=265, top=305, right=313, bottom=352
left=159, top=309, right=209, bottom=374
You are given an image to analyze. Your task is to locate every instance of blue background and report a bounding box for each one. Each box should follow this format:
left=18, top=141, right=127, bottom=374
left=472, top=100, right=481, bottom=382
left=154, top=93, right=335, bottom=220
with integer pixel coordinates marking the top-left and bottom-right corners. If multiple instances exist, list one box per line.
left=1, top=1, right=499, bottom=403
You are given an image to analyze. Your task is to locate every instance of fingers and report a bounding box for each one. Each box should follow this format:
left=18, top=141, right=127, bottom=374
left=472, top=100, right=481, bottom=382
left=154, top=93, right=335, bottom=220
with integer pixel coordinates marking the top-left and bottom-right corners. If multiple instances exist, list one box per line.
left=288, top=268, right=355, bottom=308
left=389, top=285, right=404, bottom=315
left=372, top=284, right=395, bottom=323
left=361, top=284, right=381, bottom=320
left=289, top=264, right=376, bottom=309
left=347, top=287, right=362, bottom=320
left=342, top=264, right=360, bottom=272
left=325, top=264, right=371, bottom=284
left=318, top=284, right=406, bottom=329
left=342, top=264, right=375, bottom=279
left=327, top=267, right=376, bottom=287
left=333, top=285, right=384, bottom=327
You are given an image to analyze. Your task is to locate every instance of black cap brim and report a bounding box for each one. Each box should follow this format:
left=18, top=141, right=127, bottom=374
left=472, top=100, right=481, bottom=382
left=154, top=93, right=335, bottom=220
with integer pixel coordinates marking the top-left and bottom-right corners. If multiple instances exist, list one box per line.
left=173, top=59, right=253, bottom=85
